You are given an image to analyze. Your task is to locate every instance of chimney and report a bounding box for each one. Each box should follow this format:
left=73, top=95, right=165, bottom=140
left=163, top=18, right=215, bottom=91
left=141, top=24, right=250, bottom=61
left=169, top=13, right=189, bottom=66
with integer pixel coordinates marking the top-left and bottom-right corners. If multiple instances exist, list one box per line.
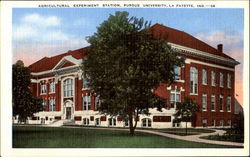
left=217, top=44, right=223, bottom=53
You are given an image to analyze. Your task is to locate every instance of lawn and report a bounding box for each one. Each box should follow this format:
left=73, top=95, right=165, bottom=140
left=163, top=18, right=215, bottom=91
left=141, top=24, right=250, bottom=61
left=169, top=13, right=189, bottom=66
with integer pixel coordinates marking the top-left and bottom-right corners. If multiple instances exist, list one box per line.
left=200, top=128, right=244, bottom=143
left=13, top=126, right=241, bottom=148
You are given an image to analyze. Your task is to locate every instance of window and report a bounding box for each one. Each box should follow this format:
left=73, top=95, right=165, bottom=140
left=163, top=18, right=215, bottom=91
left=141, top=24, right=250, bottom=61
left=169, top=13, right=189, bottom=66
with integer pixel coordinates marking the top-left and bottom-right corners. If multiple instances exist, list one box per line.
left=202, top=69, right=207, bottom=85
left=83, top=118, right=89, bottom=125
left=83, top=95, right=91, bottom=110
left=202, top=119, right=207, bottom=127
left=227, top=96, right=231, bottom=112
left=211, top=71, right=215, bottom=86
left=95, top=95, right=101, bottom=110
left=141, top=118, right=152, bottom=127
left=63, top=78, right=73, bottom=97
left=49, top=82, right=55, bottom=93
left=202, top=94, right=207, bottom=111
left=190, top=67, right=198, bottom=94
left=227, top=120, right=231, bottom=126
left=124, top=118, right=129, bottom=127
left=41, top=84, right=46, bottom=94
left=219, top=95, right=224, bottom=112
left=211, top=94, right=216, bottom=111
left=220, top=72, right=224, bottom=87
left=211, top=120, right=215, bottom=127
left=174, top=66, right=181, bottom=80
left=227, top=74, right=232, bottom=88
left=95, top=118, right=100, bottom=126
left=170, top=89, right=181, bottom=108
left=219, top=120, right=224, bottom=127
left=82, top=74, right=90, bottom=89
left=42, top=99, right=46, bottom=111
left=108, top=118, right=116, bottom=126
left=49, top=98, right=55, bottom=112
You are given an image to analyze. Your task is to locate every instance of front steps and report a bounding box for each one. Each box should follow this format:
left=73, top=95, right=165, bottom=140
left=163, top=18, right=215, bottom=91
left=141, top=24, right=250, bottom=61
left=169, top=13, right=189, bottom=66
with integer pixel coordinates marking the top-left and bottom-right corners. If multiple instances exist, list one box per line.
left=47, top=119, right=75, bottom=127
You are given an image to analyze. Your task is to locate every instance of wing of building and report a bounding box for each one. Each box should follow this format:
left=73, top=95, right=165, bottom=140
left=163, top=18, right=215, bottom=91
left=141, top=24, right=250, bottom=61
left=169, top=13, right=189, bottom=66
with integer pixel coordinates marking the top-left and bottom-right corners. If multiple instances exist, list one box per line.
left=13, top=24, right=240, bottom=128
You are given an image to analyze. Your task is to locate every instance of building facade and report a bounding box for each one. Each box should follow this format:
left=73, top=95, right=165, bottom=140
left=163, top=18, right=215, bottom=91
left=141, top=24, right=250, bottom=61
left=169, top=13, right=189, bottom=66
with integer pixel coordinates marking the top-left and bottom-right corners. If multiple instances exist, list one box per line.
left=16, top=24, right=239, bottom=128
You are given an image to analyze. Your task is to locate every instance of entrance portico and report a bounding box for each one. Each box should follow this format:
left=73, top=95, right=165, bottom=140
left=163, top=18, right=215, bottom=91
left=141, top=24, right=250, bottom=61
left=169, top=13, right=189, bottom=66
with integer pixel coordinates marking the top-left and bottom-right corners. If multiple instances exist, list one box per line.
left=63, top=100, right=74, bottom=120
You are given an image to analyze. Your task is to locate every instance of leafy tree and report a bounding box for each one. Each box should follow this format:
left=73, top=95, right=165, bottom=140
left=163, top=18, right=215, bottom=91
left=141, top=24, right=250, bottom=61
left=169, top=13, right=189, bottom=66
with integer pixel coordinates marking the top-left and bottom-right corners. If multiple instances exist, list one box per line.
left=12, top=60, right=43, bottom=123
left=234, top=111, right=244, bottom=135
left=174, top=97, right=199, bottom=135
left=83, top=11, right=184, bottom=136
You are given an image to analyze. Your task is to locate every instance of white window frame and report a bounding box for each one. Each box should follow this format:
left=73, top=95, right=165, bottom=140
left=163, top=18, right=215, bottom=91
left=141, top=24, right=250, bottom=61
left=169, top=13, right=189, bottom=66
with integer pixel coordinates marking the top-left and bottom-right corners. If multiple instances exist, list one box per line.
left=41, top=84, right=47, bottom=95
left=42, top=99, right=46, bottom=111
left=219, top=95, right=224, bottom=112
left=108, top=118, right=116, bottom=126
left=83, top=95, right=91, bottom=110
left=202, top=94, right=207, bottom=111
left=174, top=66, right=181, bottom=80
left=83, top=118, right=89, bottom=125
left=82, top=74, right=90, bottom=90
left=202, top=69, right=207, bottom=85
left=190, top=67, right=198, bottom=94
left=49, top=98, right=55, bottom=112
left=227, top=120, right=231, bottom=126
left=227, top=96, right=231, bottom=112
left=220, top=72, right=224, bottom=87
left=211, top=71, right=215, bottom=86
left=95, top=118, right=100, bottom=126
left=202, top=119, right=207, bottom=127
left=211, top=94, right=216, bottom=112
left=219, top=120, right=224, bottom=127
left=95, top=95, right=101, bottom=110
left=211, top=119, right=215, bottom=127
left=227, top=74, right=232, bottom=88
left=63, top=78, right=73, bottom=98
left=141, top=118, right=152, bottom=127
left=170, top=89, right=181, bottom=108
left=49, top=82, right=55, bottom=93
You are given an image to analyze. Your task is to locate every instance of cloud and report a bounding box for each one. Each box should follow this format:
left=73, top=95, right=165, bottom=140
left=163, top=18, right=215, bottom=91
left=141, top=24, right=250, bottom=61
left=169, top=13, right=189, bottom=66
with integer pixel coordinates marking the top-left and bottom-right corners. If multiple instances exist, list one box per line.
left=13, top=38, right=89, bottom=66
left=23, top=13, right=60, bottom=27
left=13, top=13, right=89, bottom=66
left=13, top=13, right=68, bottom=42
left=195, top=31, right=243, bottom=50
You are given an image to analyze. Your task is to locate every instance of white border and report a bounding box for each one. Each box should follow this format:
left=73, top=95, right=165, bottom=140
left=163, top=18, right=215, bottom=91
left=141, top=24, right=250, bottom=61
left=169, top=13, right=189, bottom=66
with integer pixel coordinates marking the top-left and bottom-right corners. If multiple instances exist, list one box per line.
left=1, top=1, right=249, bottom=157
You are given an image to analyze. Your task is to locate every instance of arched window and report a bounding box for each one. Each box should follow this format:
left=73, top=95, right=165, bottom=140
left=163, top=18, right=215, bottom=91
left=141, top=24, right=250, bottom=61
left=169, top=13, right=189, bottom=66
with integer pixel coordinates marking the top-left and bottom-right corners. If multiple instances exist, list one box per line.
left=83, top=118, right=89, bottom=125
left=108, top=118, right=116, bottom=126
left=63, top=78, right=73, bottom=97
left=141, top=118, right=152, bottom=127
left=95, top=118, right=100, bottom=126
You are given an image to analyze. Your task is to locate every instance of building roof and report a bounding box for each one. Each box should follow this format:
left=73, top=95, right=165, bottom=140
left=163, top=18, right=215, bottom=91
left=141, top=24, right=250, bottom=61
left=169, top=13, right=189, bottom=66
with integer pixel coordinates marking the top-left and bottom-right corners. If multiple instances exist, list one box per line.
left=29, top=24, right=236, bottom=73
left=28, top=47, right=87, bottom=73
left=151, top=24, right=235, bottom=60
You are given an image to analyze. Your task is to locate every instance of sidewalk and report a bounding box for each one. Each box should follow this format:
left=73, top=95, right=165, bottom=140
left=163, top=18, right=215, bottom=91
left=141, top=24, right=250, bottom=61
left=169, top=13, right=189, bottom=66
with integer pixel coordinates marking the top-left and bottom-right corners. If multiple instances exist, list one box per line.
left=136, top=129, right=244, bottom=147
left=61, top=125, right=243, bottom=147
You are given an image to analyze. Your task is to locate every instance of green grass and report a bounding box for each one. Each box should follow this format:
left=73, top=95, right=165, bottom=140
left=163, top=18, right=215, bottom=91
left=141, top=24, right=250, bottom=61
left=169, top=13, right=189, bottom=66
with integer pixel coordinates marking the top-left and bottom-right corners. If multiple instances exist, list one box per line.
left=13, top=126, right=242, bottom=148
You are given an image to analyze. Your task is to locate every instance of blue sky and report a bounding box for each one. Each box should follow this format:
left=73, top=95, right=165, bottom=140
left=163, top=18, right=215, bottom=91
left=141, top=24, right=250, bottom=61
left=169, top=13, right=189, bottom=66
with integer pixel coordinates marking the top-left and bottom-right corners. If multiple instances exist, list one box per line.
left=12, top=8, right=244, bottom=104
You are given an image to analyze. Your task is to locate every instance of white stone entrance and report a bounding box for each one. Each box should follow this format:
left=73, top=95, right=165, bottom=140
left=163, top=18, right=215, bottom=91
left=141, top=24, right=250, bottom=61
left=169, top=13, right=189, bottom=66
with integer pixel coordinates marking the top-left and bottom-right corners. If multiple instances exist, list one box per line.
left=63, top=100, right=74, bottom=120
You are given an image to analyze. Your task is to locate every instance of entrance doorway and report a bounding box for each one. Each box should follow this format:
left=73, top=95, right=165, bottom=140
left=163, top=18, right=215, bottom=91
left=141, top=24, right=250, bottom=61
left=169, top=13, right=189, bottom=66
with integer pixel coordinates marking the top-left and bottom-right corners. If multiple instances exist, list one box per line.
left=66, top=107, right=71, bottom=119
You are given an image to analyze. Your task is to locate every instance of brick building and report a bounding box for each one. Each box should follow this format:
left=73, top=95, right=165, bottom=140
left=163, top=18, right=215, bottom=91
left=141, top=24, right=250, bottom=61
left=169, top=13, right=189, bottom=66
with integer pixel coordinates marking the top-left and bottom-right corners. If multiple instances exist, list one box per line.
left=15, top=24, right=239, bottom=128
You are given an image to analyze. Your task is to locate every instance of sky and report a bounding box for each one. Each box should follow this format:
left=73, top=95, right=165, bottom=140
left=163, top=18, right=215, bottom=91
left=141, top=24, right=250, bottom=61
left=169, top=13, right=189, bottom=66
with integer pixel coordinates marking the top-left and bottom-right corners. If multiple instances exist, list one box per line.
left=12, top=8, right=244, bottom=105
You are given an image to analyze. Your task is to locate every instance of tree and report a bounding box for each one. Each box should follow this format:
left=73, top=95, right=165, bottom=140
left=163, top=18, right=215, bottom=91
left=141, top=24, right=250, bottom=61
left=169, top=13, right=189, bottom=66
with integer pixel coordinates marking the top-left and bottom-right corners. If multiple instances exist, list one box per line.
left=174, top=97, right=199, bottom=135
left=12, top=60, right=43, bottom=123
left=82, top=11, right=184, bottom=136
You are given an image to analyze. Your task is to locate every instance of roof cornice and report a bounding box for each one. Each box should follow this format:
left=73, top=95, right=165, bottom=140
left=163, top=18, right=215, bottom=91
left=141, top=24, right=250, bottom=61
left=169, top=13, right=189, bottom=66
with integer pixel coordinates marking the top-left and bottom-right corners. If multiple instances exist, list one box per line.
left=169, top=42, right=240, bottom=66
